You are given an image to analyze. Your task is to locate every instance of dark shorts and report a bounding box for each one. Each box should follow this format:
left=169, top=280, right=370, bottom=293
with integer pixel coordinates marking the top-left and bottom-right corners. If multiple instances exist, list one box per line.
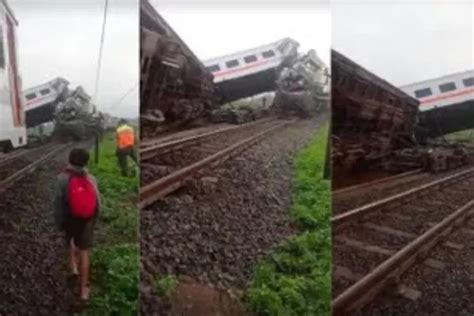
left=64, top=216, right=95, bottom=250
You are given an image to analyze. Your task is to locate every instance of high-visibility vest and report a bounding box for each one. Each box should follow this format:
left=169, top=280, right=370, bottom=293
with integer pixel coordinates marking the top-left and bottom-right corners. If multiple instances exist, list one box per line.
left=116, top=124, right=135, bottom=149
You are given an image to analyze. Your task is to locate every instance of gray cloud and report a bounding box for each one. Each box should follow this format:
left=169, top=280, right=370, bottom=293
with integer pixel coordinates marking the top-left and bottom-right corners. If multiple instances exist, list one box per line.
left=11, top=0, right=138, bottom=118
left=152, top=1, right=331, bottom=66
left=332, top=1, right=473, bottom=86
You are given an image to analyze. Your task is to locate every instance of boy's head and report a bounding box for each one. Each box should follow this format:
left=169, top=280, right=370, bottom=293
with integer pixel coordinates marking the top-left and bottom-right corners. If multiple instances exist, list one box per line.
left=69, top=148, right=89, bottom=168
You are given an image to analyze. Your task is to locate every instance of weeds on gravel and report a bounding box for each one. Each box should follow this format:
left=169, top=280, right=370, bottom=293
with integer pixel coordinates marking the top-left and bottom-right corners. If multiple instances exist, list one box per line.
left=155, top=275, right=178, bottom=296
left=83, top=133, right=139, bottom=315
left=247, top=122, right=331, bottom=316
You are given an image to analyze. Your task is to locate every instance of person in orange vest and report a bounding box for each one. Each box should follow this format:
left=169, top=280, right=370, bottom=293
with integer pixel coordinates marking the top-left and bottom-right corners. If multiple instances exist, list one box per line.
left=116, top=119, right=137, bottom=176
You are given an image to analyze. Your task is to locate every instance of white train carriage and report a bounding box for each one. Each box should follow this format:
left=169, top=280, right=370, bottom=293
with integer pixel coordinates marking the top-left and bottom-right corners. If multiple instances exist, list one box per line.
left=23, top=77, right=69, bottom=128
left=400, top=70, right=474, bottom=111
left=203, top=38, right=299, bottom=104
left=0, top=0, right=25, bottom=152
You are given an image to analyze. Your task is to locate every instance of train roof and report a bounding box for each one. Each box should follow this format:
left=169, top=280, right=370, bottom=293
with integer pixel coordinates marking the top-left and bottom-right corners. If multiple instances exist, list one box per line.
left=203, top=37, right=299, bottom=66
left=23, top=77, right=69, bottom=95
left=399, top=69, right=474, bottom=89
left=140, top=0, right=210, bottom=76
left=332, top=49, right=419, bottom=107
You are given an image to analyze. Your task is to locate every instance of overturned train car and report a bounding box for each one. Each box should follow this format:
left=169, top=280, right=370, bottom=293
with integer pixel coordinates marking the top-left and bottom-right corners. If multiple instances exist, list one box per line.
left=331, top=50, right=420, bottom=185
left=332, top=50, right=470, bottom=187
left=140, top=0, right=214, bottom=137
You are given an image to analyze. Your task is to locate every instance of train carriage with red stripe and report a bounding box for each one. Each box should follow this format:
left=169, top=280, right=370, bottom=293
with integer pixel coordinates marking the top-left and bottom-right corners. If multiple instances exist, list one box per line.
left=400, top=70, right=474, bottom=137
left=203, top=38, right=299, bottom=104
left=0, top=0, right=25, bottom=152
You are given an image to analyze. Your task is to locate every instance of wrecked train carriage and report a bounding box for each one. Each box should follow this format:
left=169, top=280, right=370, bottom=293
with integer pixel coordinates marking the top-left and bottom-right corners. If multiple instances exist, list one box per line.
left=331, top=50, right=419, bottom=179
left=140, top=0, right=214, bottom=137
left=203, top=38, right=299, bottom=105
left=24, top=77, right=69, bottom=128
left=274, top=49, right=330, bottom=118
left=53, top=86, right=104, bottom=141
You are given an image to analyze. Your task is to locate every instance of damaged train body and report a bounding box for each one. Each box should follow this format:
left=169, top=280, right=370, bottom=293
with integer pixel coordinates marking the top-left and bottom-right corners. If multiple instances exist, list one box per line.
left=24, top=78, right=103, bottom=141
left=140, top=0, right=214, bottom=137
left=274, top=48, right=330, bottom=117
left=203, top=38, right=299, bottom=104
left=53, top=86, right=103, bottom=140
left=204, top=38, right=329, bottom=120
left=332, top=50, right=469, bottom=188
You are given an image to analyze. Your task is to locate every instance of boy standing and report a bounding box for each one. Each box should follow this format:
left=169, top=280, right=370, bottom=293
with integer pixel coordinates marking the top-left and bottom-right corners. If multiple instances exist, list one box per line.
left=54, top=148, right=100, bottom=301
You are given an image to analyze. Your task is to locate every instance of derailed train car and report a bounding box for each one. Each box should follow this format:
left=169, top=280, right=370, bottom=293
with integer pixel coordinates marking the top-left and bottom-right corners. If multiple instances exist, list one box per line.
left=24, top=78, right=103, bottom=141
left=274, top=48, right=330, bottom=117
left=332, top=50, right=469, bottom=186
left=204, top=38, right=329, bottom=121
left=140, top=0, right=214, bottom=138
left=332, top=50, right=420, bottom=183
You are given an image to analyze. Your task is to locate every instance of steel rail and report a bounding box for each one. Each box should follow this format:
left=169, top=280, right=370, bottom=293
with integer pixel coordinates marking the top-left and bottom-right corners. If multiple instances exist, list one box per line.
left=0, top=143, right=57, bottom=165
left=139, top=120, right=292, bottom=209
left=332, top=199, right=474, bottom=315
left=333, top=168, right=424, bottom=197
left=0, top=144, right=70, bottom=191
left=332, top=166, right=474, bottom=226
left=140, top=118, right=274, bottom=160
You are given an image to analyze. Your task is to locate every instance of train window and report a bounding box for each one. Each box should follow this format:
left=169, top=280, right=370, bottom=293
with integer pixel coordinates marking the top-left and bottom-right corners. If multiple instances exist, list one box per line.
left=206, top=64, right=220, bottom=73
left=40, top=88, right=51, bottom=96
left=225, top=59, right=239, bottom=68
left=439, top=82, right=456, bottom=93
left=244, top=55, right=257, bottom=63
left=25, top=93, right=36, bottom=101
left=262, top=50, right=275, bottom=59
left=463, top=77, right=474, bottom=87
left=414, top=88, right=432, bottom=98
left=0, top=26, right=4, bottom=69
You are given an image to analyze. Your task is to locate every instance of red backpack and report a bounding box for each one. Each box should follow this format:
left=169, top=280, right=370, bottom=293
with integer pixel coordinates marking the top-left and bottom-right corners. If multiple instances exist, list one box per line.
left=67, top=174, right=97, bottom=219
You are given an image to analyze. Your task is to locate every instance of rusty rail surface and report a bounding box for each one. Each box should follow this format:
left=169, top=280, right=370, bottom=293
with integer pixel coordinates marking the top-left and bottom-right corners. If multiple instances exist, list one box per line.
left=332, top=199, right=474, bottom=315
left=333, top=168, right=424, bottom=197
left=332, top=166, right=474, bottom=226
left=0, top=143, right=57, bottom=165
left=0, top=143, right=70, bottom=191
left=139, top=120, right=292, bottom=209
left=140, top=118, right=274, bottom=160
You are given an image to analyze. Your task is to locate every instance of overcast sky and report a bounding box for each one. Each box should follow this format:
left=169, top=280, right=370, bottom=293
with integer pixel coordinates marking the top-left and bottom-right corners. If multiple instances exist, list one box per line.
left=332, top=0, right=474, bottom=86
left=151, top=0, right=331, bottom=65
left=11, top=0, right=138, bottom=119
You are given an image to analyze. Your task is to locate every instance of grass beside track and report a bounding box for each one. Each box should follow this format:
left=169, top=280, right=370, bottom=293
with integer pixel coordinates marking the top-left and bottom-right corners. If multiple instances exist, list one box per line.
left=247, top=122, right=331, bottom=316
left=83, top=133, right=139, bottom=315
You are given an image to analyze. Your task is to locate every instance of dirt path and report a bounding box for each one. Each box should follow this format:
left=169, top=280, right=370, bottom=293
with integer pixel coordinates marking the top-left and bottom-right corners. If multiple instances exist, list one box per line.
left=0, top=146, right=84, bottom=315
left=140, top=115, right=328, bottom=315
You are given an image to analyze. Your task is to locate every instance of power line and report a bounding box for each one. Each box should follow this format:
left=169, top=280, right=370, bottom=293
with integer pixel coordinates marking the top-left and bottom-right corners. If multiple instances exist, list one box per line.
left=110, top=83, right=139, bottom=109
left=93, top=0, right=109, bottom=104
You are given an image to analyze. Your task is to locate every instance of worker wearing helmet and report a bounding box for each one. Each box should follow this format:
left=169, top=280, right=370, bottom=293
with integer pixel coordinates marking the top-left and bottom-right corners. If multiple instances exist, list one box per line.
left=116, top=119, right=137, bottom=176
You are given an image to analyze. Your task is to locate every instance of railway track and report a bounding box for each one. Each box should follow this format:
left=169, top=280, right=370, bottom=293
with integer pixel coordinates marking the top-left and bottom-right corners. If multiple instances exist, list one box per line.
left=0, top=143, right=70, bottom=192
left=332, top=166, right=474, bottom=314
left=139, top=119, right=292, bottom=208
left=332, top=165, right=474, bottom=216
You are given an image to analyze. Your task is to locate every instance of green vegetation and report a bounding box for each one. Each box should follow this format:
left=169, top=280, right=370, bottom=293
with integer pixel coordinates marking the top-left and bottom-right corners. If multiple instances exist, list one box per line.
left=155, top=274, right=178, bottom=297
left=247, top=123, right=331, bottom=316
left=84, top=133, right=139, bottom=315
left=440, top=128, right=474, bottom=141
